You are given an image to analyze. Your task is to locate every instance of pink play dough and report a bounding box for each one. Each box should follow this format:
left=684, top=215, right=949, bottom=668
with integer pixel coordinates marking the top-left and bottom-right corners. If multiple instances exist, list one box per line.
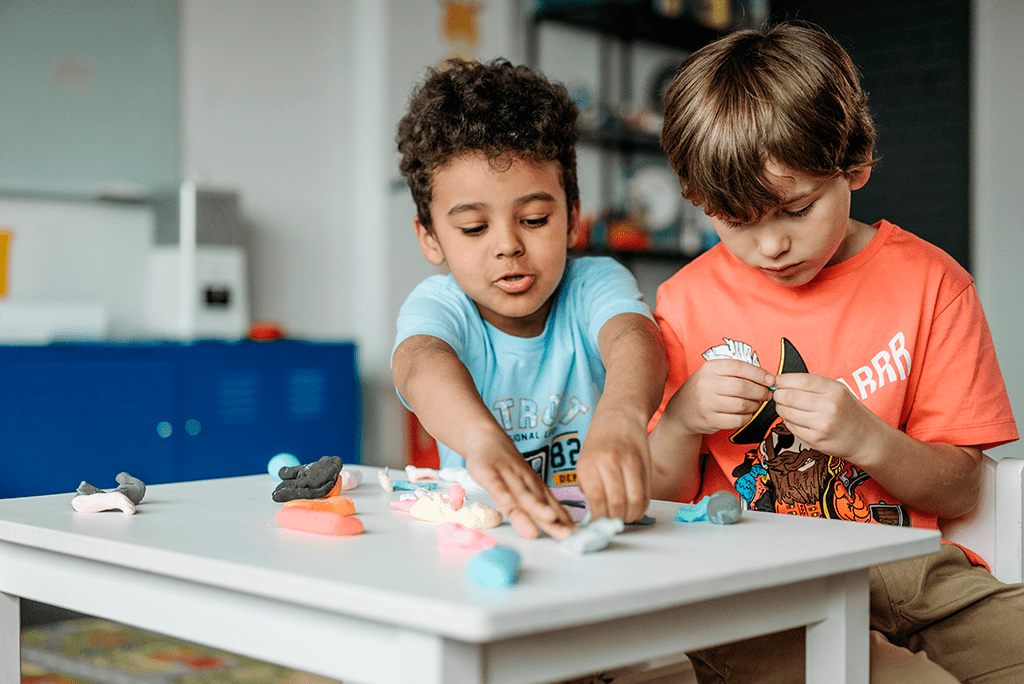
left=275, top=506, right=363, bottom=536
left=390, top=500, right=417, bottom=514
left=436, top=521, right=497, bottom=558
left=447, top=484, right=466, bottom=510
left=71, top=492, right=136, bottom=515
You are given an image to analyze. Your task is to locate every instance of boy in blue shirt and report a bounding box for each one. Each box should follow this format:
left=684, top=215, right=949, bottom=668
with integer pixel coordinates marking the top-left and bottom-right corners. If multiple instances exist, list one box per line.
left=392, top=58, right=667, bottom=540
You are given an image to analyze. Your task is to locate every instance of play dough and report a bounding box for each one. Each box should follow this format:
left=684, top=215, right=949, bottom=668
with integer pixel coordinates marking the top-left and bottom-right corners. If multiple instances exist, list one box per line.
left=675, top=490, right=743, bottom=525
left=283, top=495, right=356, bottom=516
left=272, top=456, right=344, bottom=502
left=466, top=546, right=521, bottom=588
left=77, top=472, right=146, bottom=505
left=436, top=521, right=497, bottom=557
left=561, top=517, right=625, bottom=554
left=71, top=491, right=136, bottom=515
left=338, top=470, right=361, bottom=491
left=268, top=452, right=301, bottom=481
left=408, top=495, right=502, bottom=529
left=551, top=484, right=590, bottom=524
left=275, top=506, right=363, bottom=536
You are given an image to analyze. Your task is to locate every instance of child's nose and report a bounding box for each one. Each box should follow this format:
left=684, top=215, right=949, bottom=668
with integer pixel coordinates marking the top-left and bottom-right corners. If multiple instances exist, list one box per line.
left=757, top=230, right=790, bottom=259
left=493, top=223, right=524, bottom=257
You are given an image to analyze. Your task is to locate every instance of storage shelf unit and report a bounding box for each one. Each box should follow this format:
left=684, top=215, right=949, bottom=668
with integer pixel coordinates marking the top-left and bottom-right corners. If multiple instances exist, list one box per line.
left=0, top=340, right=360, bottom=498
left=526, top=1, right=730, bottom=261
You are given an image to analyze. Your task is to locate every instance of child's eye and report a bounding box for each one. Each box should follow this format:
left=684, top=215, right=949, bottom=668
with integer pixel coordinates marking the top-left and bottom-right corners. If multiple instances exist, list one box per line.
left=522, top=216, right=549, bottom=228
left=461, top=225, right=485, bottom=236
left=784, top=203, right=814, bottom=219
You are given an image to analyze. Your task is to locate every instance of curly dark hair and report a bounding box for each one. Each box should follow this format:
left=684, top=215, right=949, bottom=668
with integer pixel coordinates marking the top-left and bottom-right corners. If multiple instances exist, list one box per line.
left=397, top=58, right=580, bottom=230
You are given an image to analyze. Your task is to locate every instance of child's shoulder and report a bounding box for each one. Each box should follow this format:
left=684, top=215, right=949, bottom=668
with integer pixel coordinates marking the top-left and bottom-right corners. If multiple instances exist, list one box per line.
left=562, top=255, right=643, bottom=295
left=565, top=254, right=627, bottom=276
left=880, top=221, right=968, bottom=271
left=401, top=272, right=475, bottom=316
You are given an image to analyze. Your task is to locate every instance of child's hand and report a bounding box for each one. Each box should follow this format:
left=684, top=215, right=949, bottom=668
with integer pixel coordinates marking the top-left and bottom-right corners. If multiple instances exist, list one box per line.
left=772, top=373, right=883, bottom=464
left=576, top=411, right=651, bottom=523
left=669, top=360, right=775, bottom=435
left=465, top=444, right=576, bottom=540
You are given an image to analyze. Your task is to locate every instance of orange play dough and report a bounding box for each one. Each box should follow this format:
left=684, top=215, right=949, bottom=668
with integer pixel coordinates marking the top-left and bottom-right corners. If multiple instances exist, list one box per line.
left=275, top=506, right=363, bottom=536
left=283, top=495, right=355, bottom=516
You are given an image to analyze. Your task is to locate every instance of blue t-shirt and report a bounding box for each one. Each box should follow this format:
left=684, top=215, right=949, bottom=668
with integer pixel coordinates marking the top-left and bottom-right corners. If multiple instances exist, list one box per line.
left=392, top=256, right=653, bottom=487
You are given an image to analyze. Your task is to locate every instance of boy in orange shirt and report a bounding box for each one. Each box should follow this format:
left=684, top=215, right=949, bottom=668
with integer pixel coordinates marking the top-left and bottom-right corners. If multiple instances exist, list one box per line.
left=649, top=22, right=1021, bottom=683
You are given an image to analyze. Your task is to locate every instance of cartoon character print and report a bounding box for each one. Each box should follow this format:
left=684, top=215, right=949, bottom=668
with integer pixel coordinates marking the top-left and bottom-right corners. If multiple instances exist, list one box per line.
left=712, top=338, right=911, bottom=526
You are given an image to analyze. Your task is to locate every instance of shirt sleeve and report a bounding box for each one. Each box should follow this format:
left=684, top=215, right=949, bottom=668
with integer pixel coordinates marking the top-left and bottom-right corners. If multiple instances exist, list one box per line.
left=391, top=276, right=479, bottom=410
left=905, top=282, right=1018, bottom=450
left=392, top=275, right=472, bottom=361
left=565, top=257, right=654, bottom=343
left=649, top=285, right=691, bottom=431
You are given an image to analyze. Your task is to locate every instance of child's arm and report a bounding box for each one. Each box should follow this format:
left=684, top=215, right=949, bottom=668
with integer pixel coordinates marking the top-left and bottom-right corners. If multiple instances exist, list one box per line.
left=575, top=313, right=668, bottom=522
left=392, top=334, right=576, bottom=540
left=772, top=373, right=983, bottom=518
left=649, top=359, right=775, bottom=502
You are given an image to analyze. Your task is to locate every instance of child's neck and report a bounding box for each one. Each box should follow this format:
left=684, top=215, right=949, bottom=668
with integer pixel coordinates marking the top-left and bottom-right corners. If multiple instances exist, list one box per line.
left=827, top=219, right=877, bottom=267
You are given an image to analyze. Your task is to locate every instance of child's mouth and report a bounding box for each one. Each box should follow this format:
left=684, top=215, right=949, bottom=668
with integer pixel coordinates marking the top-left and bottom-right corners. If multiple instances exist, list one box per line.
left=496, top=274, right=534, bottom=294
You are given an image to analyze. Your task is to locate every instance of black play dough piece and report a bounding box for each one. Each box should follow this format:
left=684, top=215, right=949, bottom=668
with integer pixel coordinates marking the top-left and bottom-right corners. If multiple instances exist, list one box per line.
left=272, top=455, right=344, bottom=502
left=729, top=338, right=808, bottom=445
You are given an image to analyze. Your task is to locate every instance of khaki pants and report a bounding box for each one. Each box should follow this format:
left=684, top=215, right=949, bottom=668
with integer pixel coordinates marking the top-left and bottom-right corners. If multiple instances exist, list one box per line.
left=686, top=543, right=1024, bottom=684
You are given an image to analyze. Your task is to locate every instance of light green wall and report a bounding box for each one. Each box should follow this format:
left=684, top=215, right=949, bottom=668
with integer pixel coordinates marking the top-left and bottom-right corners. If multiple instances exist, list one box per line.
left=0, top=0, right=179, bottom=198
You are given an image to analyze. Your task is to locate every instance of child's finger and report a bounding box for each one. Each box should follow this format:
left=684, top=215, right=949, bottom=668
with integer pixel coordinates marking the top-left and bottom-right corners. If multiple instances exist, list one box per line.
left=506, top=507, right=540, bottom=539
left=622, top=465, right=649, bottom=523
left=710, top=359, right=775, bottom=388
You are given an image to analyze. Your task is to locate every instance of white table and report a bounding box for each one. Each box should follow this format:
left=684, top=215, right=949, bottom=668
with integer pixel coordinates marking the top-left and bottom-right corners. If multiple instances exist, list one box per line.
left=0, top=466, right=940, bottom=684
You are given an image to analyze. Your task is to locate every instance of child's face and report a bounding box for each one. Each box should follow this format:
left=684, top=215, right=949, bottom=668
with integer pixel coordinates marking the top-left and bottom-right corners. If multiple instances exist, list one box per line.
left=707, top=162, right=871, bottom=287
left=415, top=152, right=580, bottom=337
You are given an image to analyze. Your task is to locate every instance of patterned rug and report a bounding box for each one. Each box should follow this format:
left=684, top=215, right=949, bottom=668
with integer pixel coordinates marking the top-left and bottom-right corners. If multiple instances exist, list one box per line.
left=21, top=617, right=341, bottom=684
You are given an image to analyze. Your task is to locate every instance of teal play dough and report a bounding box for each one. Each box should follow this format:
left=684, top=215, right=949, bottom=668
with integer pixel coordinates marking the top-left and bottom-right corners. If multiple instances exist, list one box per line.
left=466, top=546, right=521, bottom=588
left=675, top=490, right=743, bottom=525
left=268, top=453, right=301, bottom=481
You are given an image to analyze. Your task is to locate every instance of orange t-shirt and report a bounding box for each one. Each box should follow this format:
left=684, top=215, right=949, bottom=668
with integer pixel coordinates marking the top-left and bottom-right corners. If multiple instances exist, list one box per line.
left=651, top=221, right=1018, bottom=539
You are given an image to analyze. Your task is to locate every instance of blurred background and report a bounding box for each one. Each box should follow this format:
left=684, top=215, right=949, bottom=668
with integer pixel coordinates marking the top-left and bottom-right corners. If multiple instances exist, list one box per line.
left=0, top=0, right=1020, bottom=478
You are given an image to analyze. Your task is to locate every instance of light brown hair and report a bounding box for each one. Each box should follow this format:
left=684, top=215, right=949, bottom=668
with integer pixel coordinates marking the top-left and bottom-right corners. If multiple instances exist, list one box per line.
left=660, top=22, right=878, bottom=223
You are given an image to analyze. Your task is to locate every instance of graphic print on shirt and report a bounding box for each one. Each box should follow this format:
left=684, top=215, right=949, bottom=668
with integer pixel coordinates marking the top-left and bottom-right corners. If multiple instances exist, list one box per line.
left=492, top=392, right=589, bottom=486
left=709, top=337, right=911, bottom=526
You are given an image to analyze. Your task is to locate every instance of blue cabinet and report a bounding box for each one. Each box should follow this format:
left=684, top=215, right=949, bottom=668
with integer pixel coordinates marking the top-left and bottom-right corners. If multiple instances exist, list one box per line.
left=0, top=340, right=360, bottom=498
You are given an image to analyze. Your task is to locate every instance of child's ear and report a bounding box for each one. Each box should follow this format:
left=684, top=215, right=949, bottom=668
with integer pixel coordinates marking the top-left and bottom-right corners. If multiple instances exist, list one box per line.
left=848, top=166, right=872, bottom=191
left=414, top=216, right=446, bottom=266
left=566, top=200, right=582, bottom=248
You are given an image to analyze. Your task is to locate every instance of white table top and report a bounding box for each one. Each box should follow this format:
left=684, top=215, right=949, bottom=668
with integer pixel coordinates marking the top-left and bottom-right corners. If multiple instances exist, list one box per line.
left=0, top=465, right=941, bottom=644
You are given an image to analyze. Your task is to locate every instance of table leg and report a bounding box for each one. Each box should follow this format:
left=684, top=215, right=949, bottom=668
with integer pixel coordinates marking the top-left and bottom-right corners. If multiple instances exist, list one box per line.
left=400, top=630, right=485, bottom=684
left=805, top=569, right=869, bottom=684
left=1, top=592, right=19, bottom=684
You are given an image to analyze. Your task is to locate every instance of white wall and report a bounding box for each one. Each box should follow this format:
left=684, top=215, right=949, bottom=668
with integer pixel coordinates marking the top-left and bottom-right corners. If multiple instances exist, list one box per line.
left=972, top=0, right=1024, bottom=460
left=178, top=0, right=520, bottom=466
left=0, top=197, right=152, bottom=341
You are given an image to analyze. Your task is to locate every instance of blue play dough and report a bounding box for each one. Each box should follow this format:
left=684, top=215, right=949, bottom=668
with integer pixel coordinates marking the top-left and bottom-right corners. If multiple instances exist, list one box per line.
left=268, top=453, right=301, bottom=482
left=466, top=546, right=521, bottom=588
left=675, top=490, right=743, bottom=525
left=392, top=480, right=437, bottom=491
